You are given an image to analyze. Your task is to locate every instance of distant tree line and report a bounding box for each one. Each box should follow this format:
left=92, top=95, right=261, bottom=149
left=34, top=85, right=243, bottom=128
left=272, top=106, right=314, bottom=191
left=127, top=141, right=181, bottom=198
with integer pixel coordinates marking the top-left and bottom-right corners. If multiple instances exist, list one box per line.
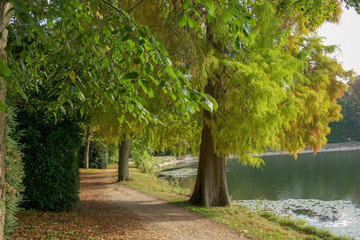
left=328, top=76, right=360, bottom=142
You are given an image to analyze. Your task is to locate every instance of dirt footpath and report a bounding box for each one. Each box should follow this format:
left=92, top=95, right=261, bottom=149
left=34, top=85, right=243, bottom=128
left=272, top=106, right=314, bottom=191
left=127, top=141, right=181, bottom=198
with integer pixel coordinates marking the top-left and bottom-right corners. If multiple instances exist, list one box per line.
left=79, top=166, right=248, bottom=240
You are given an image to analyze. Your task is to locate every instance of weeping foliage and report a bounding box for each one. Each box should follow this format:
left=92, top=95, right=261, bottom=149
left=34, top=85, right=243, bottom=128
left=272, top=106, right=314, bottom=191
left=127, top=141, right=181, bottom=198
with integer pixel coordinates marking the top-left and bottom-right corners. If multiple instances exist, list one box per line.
left=190, top=2, right=304, bottom=165
left=278, top=37, right=351, bottom=156
left=161, top=1, right=347, bottom=166
left=114, top=0, right=348, bottom=165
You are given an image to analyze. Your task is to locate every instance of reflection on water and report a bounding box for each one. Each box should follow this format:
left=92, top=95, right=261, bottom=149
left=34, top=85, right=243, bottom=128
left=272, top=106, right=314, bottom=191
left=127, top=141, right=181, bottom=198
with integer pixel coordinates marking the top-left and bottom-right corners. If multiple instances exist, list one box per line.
left=160, top=150, right=360, bottom=239
left=227, top=150, right=360, bottom=206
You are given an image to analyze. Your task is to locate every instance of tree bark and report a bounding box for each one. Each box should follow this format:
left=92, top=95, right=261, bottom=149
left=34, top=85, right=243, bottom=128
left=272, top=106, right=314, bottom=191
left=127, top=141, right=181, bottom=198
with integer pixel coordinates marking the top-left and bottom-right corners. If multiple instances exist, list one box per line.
left=117, top=138, right=130, bottom=181
left=83, top=126, right=91, bottom=169
left=0, top=2, right=12, bottom=239
left=189, top=116, right=232, bottom=207
left=189, top=19, right=231, bottom=206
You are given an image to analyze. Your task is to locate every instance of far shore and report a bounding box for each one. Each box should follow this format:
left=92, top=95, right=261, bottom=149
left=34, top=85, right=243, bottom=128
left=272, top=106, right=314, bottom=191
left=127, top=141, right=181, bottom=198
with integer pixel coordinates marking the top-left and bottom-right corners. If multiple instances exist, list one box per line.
left=261, top=144, right=360, bottom=156
left=156, top=141, right=360, bottom=168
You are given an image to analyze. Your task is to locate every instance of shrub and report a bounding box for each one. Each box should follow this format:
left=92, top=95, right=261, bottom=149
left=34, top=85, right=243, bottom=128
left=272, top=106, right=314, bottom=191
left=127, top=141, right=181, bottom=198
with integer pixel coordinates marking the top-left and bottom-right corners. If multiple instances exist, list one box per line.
left=4, top=105, right=24, bottom=239
left=131, top=149, right=155, bottom=173
left=18, top=110, right=82, bottom=212
left=78, top=140, right=108, bottom=169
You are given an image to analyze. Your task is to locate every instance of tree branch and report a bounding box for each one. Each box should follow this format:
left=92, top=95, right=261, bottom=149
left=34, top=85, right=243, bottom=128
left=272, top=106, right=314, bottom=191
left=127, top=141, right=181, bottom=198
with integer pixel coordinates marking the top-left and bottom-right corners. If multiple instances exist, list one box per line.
left=126, top=0, right=145, bottom=13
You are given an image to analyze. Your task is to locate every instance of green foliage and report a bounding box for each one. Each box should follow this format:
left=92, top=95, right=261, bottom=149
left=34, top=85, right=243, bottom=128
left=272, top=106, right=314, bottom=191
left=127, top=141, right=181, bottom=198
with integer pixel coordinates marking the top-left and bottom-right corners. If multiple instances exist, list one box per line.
left=328, top=77, right=360, bottom=142
left=4, top=102, right=24, bottom=239
left=328, top=92, right=360, bottom=142
left=345, top=0, right=360, bottom=13
left=78, top=141, right=108, bottom=169
left=7, top=0, right=215, bottom=128
left=130, top=141, right=155, bottom=173
left=18, top=110, right=82, bottom=212
left=107, top=143, right=118, bottom=161
left=127, top=1, right=347, bottom=165
left=131, top=150, right=155, bottom=173
left=279, top=37, right=351, bottom=155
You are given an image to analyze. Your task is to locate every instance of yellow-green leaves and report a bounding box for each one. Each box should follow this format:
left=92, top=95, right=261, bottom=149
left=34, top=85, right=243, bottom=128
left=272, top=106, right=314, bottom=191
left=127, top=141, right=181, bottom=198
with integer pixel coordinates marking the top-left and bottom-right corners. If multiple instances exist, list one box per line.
left=200, top=96, right=216, bottom=112
left=178, top=14, right=187, bottom=27
left=183, top=0, right=190, bottom=9
left=0, top=59, right=11, bottom=77
left=0, top=101, right=5, bottom=113
left=221, top=12, right=231, bottom=23
left=188, top=18, right=199, bottom=32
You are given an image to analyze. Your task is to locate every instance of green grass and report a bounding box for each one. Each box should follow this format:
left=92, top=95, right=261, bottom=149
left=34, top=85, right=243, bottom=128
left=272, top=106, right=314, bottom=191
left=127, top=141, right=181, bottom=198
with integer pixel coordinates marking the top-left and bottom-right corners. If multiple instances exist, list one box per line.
left=123, top=167, right=353, bottom=240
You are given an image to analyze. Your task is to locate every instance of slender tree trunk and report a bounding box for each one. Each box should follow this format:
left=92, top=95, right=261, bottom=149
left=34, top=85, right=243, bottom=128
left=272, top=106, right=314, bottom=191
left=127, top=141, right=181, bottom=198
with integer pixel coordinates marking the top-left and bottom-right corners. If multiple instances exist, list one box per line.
left=83, top=126, right=91, bottom=169
left=0, top=2, right=12, bottom=238
left=189, top=116, right=231, bottom=207
left=117, top=138, right=130, bottom=181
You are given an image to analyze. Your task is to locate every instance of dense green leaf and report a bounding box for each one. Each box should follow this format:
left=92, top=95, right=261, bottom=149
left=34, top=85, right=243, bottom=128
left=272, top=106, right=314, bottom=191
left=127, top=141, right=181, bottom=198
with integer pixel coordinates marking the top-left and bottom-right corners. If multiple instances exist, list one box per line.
left=200, top=96, right=213, bottom=112
left=203, top=0, right=215, bottom=17
left=221, top=12, right=231, bottom=22
left=133, top=58, right=141, bottom=64
left=0, top=59, right=11, bottom=77
left=188, top=17, right=198, bottom=32
left=178, top=14, right=188, bottom=27
left=183, top=0, right=190, bottom=9
left=0, top=100, right=5, bottom=113
left=123, top=72, right=139, bottom=80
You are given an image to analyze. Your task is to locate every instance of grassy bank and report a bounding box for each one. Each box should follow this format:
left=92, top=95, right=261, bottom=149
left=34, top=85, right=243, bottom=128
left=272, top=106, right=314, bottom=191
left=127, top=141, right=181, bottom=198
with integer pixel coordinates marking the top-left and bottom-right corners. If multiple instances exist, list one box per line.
left=124, top=167, right=351, bottom=240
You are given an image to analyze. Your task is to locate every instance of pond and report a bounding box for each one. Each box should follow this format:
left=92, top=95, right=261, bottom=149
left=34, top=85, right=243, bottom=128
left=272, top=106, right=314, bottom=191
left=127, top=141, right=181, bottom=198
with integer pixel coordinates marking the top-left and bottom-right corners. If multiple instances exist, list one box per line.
left=159, top=150, right=360, bottom=239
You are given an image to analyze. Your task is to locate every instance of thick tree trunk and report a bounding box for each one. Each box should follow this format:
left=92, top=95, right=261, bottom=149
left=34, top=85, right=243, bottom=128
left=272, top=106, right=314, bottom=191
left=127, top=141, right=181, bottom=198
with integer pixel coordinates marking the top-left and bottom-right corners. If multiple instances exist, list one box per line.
left=190, top=19, right=231, bottom=206
left=117, top=138, right=130, bottom=181
left=0, top=2, right=12, bottom=238
left=189, top=119, right=232, bottom=207
left=83, top=126, right=91, bottom=169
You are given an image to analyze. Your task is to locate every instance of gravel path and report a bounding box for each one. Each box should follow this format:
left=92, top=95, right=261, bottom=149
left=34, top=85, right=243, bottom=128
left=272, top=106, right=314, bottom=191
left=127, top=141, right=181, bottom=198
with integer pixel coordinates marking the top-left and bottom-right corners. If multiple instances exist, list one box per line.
left=79, top=166, right=249, bottom=240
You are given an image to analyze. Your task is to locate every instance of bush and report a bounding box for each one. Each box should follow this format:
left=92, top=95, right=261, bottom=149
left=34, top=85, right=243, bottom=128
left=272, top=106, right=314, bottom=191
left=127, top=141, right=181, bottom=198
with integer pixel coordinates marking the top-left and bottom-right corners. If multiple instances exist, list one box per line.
left=131, top=149, right=155, bottom=173
left=78, top=140, right=108, bottom=169
left=4, top=105, right=24, bottom=239
left=18, top=110, right=82, bottom=212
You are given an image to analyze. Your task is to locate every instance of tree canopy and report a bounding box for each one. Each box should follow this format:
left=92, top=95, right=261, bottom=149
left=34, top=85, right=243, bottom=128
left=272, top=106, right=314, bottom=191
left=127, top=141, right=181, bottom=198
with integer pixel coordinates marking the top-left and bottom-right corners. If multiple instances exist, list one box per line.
left=0, top=0, right=358, bottom=237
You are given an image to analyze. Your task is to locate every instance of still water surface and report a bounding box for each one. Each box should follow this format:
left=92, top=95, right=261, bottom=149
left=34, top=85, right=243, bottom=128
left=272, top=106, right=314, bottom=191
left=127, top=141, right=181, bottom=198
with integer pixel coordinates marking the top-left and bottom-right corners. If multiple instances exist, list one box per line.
left=160, top=150, right=360, bottom=239
left=228, top=150, right=360, bottom=204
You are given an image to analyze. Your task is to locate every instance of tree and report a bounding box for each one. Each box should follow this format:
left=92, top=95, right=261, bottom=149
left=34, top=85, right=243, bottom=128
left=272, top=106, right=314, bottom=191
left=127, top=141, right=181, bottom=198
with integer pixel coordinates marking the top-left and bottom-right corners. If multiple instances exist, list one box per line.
left=0, top=0, right=215, bottom=237
left=350, top=76, right=360, bottom=131
left=328, top=76, right=360, bottom=141
left=0, top=2, right=13, bottom=237
left=345, top=0, right=360, bottom=13
left=84, top=125, right=91, bottom=169
left=327, top=91, right=359, bottom=141
left=169, top=0, right=346, bottom=207
left=119, top=0, right=349, bottom=207
left=118, top=138, right=130, bottom=181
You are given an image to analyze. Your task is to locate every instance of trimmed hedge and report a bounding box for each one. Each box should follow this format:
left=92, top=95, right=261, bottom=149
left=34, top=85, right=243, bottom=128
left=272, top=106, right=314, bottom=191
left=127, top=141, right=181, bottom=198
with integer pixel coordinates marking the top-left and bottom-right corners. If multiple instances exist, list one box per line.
left=18, top=110, right=82, bottom=212
left=79, top=140, right=108, bottom=169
